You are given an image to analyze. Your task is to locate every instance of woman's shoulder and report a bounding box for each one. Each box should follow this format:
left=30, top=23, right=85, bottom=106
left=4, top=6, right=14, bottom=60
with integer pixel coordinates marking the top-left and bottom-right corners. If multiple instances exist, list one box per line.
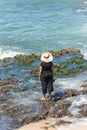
left=40, top=61, right=53, bottom=66
left=40, top=61, right=44, bottom=66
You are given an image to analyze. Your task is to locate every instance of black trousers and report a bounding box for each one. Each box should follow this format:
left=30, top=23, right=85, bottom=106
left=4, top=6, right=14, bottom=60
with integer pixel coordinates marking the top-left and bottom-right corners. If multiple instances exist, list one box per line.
left=40, top=72, right=53, bottom=95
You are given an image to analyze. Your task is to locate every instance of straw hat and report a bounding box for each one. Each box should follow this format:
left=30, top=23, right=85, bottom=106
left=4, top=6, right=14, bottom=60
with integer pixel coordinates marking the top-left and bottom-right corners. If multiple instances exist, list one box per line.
left=41, top=52, right=53, bottom=63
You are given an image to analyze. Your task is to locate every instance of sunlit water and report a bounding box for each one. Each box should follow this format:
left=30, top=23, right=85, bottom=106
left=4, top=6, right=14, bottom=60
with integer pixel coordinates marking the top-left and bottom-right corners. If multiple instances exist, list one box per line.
left=0, top=0, right=87, bottom=58
left=0, top=0, right=87, bottom=129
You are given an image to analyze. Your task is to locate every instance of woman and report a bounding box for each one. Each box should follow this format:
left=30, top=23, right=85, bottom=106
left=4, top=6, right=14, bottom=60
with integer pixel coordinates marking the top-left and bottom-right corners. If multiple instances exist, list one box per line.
left=39, top=52, right=54, bottom=101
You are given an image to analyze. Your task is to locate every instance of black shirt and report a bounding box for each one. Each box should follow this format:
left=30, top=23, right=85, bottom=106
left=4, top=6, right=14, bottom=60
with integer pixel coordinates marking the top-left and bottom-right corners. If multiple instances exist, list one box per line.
left=40, top=61, right=53, bottom=73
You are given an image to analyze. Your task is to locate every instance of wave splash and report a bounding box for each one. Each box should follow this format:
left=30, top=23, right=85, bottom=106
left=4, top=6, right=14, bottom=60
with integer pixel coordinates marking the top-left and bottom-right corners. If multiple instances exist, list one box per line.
left=0, top=47, right=23, bottom=59
left=69, top=95, right=87, bottom=116
left=76, top=1, right=87, bottom=13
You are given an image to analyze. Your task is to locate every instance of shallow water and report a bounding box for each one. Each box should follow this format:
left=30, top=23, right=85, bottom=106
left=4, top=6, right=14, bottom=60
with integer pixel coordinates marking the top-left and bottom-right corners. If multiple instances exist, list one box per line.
left=0, top=0, right=87, bottom=58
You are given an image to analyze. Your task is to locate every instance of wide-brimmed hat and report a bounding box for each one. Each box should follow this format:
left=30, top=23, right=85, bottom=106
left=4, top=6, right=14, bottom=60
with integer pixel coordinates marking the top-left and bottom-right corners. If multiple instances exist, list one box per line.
left=41, top=52, right=53, bottom=63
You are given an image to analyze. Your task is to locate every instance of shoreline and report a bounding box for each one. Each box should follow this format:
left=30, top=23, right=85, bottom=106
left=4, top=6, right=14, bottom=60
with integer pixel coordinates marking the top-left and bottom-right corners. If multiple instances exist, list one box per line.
left=0, top=48, right=87, bottom=130
left=18, top=116, right=87, bottom=130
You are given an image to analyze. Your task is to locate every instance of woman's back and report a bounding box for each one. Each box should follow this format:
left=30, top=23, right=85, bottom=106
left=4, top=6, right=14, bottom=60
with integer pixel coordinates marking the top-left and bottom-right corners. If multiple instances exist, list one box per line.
left=41, top=61, right=53, bottom=72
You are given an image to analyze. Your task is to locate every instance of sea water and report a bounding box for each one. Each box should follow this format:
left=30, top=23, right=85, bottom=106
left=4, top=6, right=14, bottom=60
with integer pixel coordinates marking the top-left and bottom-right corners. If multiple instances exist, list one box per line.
left=0, top=0, right=87, bottom=58
left=0, top=0, right=87, bottom=129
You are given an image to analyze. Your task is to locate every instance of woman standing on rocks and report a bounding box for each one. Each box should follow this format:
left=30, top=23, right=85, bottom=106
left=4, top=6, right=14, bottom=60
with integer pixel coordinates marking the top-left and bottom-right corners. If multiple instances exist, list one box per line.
left=39, top=52, right=54, bottom=101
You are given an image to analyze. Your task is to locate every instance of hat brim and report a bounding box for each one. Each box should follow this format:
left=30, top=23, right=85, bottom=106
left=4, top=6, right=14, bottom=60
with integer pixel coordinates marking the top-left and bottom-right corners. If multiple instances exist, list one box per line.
left=41, top=52, right=53, bottom=63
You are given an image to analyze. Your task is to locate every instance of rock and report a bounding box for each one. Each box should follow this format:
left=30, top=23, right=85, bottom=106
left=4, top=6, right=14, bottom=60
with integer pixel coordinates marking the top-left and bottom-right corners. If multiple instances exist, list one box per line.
left=0, top=78, right=27, bottom=94
left=62, top=89, right=87, bottom=99
left=55, top=120, right=72, bottom=126
left=49, top=48, right=83, bottom=58
left=0, top=85, right=13, bottom=93
left=79, top=104, right=87, bottom=117
left=80, top=83, right=87, bottom=88
left=48, top=100, right=71, bottom=118
left=63, top=89, right=79, bottom=98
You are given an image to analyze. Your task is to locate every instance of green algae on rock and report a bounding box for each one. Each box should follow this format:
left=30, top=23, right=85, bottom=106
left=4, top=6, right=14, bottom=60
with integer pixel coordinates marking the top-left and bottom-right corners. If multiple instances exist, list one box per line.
left=18, top=48, right=86, bottom=77
left=0, top=48, right=86, bottom=77
left=14, top=54, right=40, bottom=64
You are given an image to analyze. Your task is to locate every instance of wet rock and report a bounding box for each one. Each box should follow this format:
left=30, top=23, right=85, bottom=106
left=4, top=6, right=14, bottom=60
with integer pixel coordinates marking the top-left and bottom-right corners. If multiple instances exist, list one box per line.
left=0, top=78, right=13, bottom=86
left=0, top=85, right=13, bottom=93
left=47, top=100, right=71, bottom=118
left=80, top=83, right=87, bottom=88
left=1, top=84, right=87, bottom=129
left=32, top=85, right=38, bottom=88
left=37, top=98, right=71, bottom=120
left=49, top=48, right=83, bottom=58
left=0, top=78, right=27, bottom=94
left=4, top=105, right=29, bottom=118
left=2, top=88, right=87, bottom=128
left=62, top=89, right=80, bottom=98
left=79, top=104, right=87, bottom=117
left=1, top=102, right=43, bottom=129
left=0, top=77, right=19, bottom=86
left=62, top=89, right=87, bottom=99
left=79, top=90, right=87, bottom=95
left=55, top=120, right=72, bottom=126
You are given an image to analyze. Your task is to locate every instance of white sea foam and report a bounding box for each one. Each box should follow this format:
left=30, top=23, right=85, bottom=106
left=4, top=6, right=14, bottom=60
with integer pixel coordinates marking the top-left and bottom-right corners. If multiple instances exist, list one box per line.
left=76, top=1, right=87, bottom=12
left=82, top=51, right=87, bottom=60
left=69, top=95, right=87, bottom=116
left=55, top=77, right=83, bottom=92
left=76, top=8, right=87, bottom=12
left=83, top=53, right=87, bottom=60
left=84, top=1, right=87, bottom=4
left=0, top=47, right=22, bottom=59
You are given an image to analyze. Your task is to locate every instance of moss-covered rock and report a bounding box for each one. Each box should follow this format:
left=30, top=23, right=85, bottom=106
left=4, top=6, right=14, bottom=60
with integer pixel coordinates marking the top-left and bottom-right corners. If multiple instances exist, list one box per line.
left=0, top=48, right=86, bottom=77
left=0, top=57, right=10, bottom=62
left=29, top=57, right=87, bottom=77
left=30, top=68, right=39, bottom=77
left=14, top=54, right=40, bottom=64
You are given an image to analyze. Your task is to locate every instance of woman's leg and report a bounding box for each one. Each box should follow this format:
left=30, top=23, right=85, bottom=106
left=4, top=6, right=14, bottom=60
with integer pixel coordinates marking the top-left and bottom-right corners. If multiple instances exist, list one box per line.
left=47, top=76, right=53, bottom=99
left=48, top=92, right=51, bottom=99
left=40, top=76, right=47, bottom=101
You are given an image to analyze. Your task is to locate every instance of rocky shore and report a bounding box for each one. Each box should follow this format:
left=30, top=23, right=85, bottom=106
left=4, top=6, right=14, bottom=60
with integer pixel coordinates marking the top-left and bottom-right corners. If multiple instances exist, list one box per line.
left=0, top=48, right=87, bottom=130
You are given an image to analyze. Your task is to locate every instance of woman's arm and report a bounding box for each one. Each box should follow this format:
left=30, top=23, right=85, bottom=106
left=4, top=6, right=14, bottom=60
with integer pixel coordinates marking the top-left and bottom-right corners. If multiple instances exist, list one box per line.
left=38, top=66, right=42, bottom=80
